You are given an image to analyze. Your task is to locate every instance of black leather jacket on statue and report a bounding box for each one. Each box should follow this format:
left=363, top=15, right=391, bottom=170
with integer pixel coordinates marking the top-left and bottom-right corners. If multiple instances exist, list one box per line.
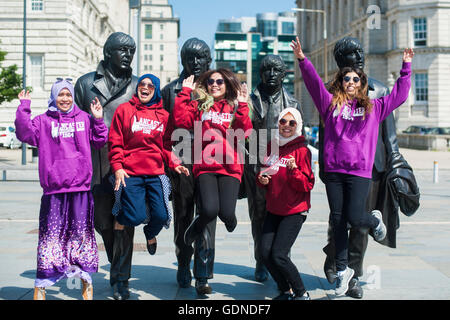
left=74, top=61, right=138, bottom=188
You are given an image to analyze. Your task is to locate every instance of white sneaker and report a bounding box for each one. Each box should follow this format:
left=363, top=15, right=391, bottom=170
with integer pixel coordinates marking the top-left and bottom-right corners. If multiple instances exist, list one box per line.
left=335, top=267, right=355, bottom=296
left=371, top=210, right=386, bottom=242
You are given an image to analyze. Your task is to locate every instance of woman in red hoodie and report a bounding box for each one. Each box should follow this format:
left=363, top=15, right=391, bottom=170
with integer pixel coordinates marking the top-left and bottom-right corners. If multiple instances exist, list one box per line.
left=108, top=74, right=188, bottom=260
left=257, top=107, right=315, bottom=300
left=173, top=68, right=252, bottom=294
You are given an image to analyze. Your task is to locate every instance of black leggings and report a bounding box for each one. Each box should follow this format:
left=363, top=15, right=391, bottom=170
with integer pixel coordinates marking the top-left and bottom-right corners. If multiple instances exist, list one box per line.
left=260, top=212, right=307, bottom=296
left=324, top=172, right=379, bottom=272
left=196, top=173, right=241, bottom=232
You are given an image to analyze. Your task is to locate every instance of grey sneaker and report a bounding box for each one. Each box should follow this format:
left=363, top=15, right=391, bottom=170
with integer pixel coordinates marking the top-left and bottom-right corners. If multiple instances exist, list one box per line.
left=371, top=210, right=386, bottom=242
left=335, top=267, right=355, bottom=296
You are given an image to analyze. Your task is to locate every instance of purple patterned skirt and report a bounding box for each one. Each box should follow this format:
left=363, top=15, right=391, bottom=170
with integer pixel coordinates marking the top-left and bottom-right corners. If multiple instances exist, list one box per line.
left=34, top=191, right=98, bottom=288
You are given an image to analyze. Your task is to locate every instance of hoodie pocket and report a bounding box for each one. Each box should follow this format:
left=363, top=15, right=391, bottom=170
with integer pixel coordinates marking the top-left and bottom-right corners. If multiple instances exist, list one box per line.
left=325, top=140, right=366, bottom=171
left=48, top=157, right=90, bottom=189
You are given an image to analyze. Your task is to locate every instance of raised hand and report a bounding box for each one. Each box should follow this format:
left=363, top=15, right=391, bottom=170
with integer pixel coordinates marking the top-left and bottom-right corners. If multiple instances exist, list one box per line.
left=175, top=165, right=190, bottom=176
left=18, top=90, right=31, bottom=101
left=290, top=36, right=305, bottom=61
left=403, top=48, right=414, bottom=63
left=237, top=82, right=249, bottom=103
left=182, top=75, right=196, bottom=90
left=90, top=97, right=103, bottom=119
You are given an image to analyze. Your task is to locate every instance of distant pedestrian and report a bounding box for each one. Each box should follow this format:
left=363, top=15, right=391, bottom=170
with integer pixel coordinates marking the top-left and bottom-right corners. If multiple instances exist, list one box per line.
left=14, top=79, right=108, bottom=300
left=291, top=36, right=414, bottom=296
left=257, top=107, right=315, bottom=300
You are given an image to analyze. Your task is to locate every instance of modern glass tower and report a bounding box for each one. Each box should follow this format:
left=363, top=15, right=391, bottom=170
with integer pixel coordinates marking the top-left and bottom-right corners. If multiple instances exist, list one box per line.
left=215, top=12, right=297, bottom=94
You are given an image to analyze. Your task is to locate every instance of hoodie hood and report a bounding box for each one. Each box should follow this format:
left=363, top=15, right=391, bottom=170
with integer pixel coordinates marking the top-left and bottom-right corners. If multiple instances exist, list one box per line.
left=136, top=73, right=162, bottom=106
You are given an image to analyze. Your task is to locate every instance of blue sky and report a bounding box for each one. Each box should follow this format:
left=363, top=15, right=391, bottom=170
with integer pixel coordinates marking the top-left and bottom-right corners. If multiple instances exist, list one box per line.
left=169, top=0, right=298, bottom=56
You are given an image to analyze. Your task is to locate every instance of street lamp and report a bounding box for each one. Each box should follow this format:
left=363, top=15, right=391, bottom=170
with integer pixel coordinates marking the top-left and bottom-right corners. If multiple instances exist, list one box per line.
left=291, top=7, right=328, bottom=82
left=22, top=0, right=27, bottom=165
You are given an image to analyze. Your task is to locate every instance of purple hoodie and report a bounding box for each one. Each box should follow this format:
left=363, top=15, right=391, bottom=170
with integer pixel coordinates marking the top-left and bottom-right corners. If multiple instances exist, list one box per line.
left=15, top=81, right=108, bottom=195
left=298, top=58, right=411, bottom=178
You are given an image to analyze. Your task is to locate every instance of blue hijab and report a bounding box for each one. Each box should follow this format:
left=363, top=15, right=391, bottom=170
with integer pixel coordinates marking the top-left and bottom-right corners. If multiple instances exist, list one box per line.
left=136, top=74, right=162, bottom=106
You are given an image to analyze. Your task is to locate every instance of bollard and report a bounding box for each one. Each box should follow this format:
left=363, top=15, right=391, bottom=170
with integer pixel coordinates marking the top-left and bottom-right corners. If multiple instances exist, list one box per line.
left=433, top=160, right=438, bottom=183
left=32, top=147, right=38, bottom=164
left=314, top=160, right=319, bottom=177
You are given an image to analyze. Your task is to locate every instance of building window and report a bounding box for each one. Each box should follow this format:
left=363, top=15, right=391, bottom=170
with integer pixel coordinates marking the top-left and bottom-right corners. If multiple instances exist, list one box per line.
left=160, top=65, right=163, bottom=71
left=160, top=55, right=164, bottom=61
left=258, top=20, right=277, bottom=38
left=160, top=44, right=164, bottom=51
left=31, top=0, right=44, bottom=11
left=391, top=21, right=397, bottom=49
left=413, top=18, right=427, bottom=47
left=149, top=54, right=153, bottom=61
left=28, top=55, right=44, bottom=90
left=145, top=24, right=152, bottom=39
left=160, top=33, right=163, bottom=40
left=415, top=73, right=428, bottom=102
left=160, top=24, right=164, bottom=30
left=281, top=22, right=294, bottom=35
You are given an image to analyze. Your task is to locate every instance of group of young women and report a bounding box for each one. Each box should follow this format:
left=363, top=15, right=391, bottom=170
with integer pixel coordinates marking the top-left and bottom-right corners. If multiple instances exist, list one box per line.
left=14, top=36, right=414, bottom=300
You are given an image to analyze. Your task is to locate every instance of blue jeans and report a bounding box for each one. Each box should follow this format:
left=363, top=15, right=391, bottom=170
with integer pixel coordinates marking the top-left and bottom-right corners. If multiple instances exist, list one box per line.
left=117, top=175, right=168, bottom=240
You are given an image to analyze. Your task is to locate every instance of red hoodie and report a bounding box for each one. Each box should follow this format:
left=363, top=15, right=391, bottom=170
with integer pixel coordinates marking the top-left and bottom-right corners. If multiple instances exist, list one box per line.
left=257, top=136, right=315, bottom=216
left=173, top=87, right=253, bottom=182
left=108, top=95, right=180, bottom=176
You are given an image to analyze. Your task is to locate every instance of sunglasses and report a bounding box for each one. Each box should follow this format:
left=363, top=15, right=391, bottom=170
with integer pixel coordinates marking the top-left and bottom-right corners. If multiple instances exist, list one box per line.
left=343, top=76, right=360, bottom=83
left=138, top=82, right=155, bottom=89
left=56, top=77, right=73, bottom=82
left=207, top=78, right=225, bottom=86
left=279, top=118, right=297, bottom=127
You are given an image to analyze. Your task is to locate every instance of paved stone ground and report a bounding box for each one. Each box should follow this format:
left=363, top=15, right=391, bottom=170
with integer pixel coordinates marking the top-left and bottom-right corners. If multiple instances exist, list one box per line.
left=0, top=147, right=449, bottom=300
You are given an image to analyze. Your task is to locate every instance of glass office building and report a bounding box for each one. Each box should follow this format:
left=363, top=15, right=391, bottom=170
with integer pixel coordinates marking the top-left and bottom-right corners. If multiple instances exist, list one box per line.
left=215, top=12, right=297, bottom=94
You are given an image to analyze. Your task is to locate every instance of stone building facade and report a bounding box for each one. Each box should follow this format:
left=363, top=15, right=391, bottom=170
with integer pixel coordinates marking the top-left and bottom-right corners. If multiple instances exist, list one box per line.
left=294, top=0, right=450, bottom=131
left=140, top=0, right=179, bottom=87
left=0, top=0, right=129, bottom=127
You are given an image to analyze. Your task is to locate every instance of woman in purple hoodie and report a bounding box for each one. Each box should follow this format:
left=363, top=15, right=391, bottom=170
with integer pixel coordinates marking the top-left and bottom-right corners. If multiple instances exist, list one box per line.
left=15, top=79, right=108, bottom=300
left=291, top=37, right=414, bottom=297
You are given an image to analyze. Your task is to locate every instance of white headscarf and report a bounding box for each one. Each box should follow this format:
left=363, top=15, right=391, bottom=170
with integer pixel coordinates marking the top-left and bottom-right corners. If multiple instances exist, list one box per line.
left=273, top=107, right=303, bottom=147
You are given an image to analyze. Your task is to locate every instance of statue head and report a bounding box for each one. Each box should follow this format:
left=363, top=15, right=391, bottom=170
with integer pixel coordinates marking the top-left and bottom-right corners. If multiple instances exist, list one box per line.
left=103, top=32, right=136, bottom=74
left=334, top=37, right=365, bottom=70
left=180, top=38, right=212, bottom=79
left=259, top=54, right=286, bottom=94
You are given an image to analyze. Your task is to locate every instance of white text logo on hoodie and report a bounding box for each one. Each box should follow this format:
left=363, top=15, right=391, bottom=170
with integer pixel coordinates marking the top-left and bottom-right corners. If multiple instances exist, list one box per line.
left=51, top=121, right=85, bottom=138
left=131, top=116, right=164, bottom=134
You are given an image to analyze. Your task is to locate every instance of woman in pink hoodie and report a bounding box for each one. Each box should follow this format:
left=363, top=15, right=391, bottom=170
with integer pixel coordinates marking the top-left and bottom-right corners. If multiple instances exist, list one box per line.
left=15, top=79, right=108, bottom=300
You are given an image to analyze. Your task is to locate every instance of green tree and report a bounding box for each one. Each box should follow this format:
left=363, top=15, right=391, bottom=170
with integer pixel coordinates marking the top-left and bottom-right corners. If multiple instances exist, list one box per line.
left=0, top=43, right=23, bottom=104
